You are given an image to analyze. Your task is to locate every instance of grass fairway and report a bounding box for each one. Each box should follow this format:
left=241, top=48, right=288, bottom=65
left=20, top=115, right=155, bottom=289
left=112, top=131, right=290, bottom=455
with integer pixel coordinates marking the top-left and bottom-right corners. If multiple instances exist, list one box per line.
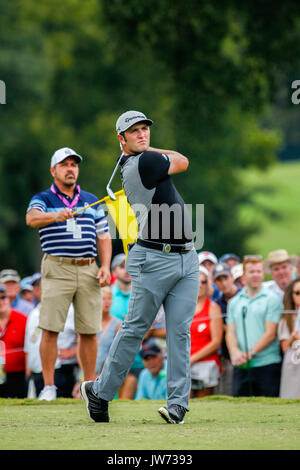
left=1, top=396, right=300, bottom=451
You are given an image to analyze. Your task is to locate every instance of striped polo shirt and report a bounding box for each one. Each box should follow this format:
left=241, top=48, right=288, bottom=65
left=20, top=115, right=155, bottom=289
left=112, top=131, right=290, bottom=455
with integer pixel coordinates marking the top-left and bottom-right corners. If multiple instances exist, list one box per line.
left=27, top=183, right=109, bottom=258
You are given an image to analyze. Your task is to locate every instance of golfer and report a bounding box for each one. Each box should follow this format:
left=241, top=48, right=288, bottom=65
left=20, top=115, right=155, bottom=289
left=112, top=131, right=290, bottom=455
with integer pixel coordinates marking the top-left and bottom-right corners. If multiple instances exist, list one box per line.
left=81, top=111, right=199, bottom=424
left=26, top=148, right=112, bottom=401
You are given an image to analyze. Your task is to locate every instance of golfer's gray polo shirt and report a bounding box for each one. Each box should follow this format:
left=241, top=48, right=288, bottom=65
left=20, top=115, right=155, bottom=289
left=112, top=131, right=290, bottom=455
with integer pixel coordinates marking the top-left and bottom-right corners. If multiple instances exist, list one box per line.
left=120, top=151, right=193, bottom=244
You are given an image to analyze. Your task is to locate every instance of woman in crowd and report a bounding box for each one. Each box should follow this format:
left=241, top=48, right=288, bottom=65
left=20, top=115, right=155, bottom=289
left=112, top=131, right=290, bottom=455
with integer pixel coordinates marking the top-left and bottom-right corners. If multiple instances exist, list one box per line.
left=278, top=277, right=300, bottom=398
left=190, top=266, right=224, bottom=398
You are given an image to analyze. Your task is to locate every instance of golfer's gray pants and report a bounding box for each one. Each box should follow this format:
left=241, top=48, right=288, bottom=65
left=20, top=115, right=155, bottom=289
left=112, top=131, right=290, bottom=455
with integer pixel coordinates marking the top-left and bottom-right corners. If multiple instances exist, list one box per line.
left=93, top=243, right=199, bottom=410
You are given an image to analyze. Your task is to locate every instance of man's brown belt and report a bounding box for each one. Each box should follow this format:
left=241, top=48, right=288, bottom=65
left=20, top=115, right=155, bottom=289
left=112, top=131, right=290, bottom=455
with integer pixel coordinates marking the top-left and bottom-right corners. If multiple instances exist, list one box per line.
left=45, top=254, right=95, bottom=266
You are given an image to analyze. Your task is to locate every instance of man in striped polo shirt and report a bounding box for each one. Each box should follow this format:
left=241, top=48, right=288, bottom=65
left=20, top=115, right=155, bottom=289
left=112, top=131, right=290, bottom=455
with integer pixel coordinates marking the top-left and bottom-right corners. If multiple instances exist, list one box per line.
left=26, top=147, right=112, bottom=401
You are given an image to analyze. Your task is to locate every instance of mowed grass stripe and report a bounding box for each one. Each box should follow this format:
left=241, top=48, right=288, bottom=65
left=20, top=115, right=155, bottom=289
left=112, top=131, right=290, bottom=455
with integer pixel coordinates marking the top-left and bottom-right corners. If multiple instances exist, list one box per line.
left=1, top=396, right=300, bottom=450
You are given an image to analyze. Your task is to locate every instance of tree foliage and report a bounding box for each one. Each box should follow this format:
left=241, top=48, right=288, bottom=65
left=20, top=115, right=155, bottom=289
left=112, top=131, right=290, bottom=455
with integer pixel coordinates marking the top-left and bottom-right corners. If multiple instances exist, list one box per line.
left=1, top=0, right=300, bottom=275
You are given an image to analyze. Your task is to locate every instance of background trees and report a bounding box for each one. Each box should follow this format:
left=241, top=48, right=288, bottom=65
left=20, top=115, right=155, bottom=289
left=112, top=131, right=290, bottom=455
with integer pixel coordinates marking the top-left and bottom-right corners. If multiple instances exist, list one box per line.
left=1, top=0, right=300, bottom=275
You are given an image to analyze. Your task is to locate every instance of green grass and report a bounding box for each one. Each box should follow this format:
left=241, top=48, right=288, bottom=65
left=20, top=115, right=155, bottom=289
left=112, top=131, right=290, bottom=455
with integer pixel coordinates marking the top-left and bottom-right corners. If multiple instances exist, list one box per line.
left=238, top=160, right=300, bottom=257
left=1, top=396, right=300, bottom=450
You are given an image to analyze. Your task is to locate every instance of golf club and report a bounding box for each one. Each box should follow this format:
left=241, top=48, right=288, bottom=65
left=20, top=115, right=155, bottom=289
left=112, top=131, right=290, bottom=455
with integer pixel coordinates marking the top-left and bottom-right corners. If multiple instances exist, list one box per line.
left=242, top=306, right=253, bottom=396
left=72, top=153, right=123, bottom=215
left=106, top=153, right=123, bottom=201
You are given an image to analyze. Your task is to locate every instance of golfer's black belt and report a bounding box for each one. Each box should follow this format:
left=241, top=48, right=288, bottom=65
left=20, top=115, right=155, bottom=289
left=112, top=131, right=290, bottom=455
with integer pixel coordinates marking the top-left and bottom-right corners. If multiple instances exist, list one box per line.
left=137, top=239, right=194, bottom=254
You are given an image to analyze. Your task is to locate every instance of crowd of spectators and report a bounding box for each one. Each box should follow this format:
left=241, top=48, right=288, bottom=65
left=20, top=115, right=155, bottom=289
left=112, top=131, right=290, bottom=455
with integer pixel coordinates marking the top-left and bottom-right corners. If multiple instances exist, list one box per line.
left=0, top=248, right=299, bottom=400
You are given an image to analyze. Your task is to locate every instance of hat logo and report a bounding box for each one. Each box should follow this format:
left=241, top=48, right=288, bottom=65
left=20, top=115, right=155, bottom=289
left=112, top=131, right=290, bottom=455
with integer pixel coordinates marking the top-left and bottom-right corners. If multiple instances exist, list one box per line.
left=64, top=149, right=72, bottom=155
left=124, top=114, right=146, bottom=123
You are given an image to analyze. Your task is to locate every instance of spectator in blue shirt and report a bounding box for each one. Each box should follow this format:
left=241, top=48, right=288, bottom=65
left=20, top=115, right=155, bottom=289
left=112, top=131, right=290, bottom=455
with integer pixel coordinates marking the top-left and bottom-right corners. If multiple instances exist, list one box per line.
left=136, top=338, right=167, bottom=400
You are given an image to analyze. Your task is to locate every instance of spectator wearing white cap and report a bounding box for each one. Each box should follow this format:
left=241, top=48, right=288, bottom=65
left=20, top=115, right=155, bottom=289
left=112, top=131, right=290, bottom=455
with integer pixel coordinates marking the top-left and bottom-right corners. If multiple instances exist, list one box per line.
left=231, top=263, right=246, bottom=289
left=264, top=249, right=294, bottom=299
left=198, top=251, right=221, bottom=301
left=0, top=269, right=34, bottom=317
left=26, top=147, right=112, bottom=401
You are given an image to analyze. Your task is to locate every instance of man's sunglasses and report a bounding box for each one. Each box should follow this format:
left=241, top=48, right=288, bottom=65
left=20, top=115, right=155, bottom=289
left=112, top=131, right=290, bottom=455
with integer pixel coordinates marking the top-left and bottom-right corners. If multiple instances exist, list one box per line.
left=243, top=255, right=263, bottom=260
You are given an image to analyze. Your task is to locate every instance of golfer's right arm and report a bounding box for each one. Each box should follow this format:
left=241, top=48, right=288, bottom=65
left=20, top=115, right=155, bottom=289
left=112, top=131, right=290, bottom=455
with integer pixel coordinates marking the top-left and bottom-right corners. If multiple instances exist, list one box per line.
left=149, top=146, right=189, bottom=175
left=26, top=208, right=73, bottom=228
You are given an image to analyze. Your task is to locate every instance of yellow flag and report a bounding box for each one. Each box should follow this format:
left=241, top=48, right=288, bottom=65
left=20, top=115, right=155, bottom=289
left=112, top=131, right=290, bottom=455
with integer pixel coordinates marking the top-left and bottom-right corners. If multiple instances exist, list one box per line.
left=102, top=189, right=138, bottom=255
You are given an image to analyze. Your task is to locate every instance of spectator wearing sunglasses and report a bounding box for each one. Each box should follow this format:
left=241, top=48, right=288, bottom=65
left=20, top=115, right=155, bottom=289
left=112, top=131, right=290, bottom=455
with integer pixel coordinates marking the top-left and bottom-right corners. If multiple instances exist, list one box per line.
left=278, top=277, right=300, bottom=398
left=0, top=284, right=27, bottom=398
left=190, top=266, right=223, bottom=398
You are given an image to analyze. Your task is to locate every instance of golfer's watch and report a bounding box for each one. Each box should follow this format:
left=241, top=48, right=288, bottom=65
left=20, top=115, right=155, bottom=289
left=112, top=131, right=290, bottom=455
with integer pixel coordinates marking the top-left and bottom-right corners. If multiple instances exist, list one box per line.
left=250, top=348, right=256, bottom=357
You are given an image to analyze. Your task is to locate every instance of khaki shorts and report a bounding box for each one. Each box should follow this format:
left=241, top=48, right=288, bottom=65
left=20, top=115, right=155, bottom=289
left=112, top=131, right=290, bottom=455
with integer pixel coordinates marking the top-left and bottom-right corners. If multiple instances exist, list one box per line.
left=39, top=254, right=102, bottom=334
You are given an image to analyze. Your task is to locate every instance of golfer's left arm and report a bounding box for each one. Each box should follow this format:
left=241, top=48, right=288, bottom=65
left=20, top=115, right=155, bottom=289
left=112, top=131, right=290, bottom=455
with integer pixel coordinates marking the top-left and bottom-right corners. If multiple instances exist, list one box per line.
left=247, top=321, right=278, bottom=359
left=96, top=232, right=112, bottom=287
left=148, top=146, right=189, bottom=175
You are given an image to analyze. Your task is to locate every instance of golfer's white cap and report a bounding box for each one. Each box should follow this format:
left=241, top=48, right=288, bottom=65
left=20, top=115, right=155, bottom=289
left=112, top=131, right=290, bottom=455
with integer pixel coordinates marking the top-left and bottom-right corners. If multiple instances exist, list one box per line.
left=51, top=147, right=83, bottom=167
left=116, top=110, right=153, bottom=134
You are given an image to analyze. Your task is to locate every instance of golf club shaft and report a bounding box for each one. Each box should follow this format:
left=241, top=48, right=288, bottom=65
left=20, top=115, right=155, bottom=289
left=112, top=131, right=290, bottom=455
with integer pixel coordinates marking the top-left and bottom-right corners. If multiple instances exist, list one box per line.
left=242, top=306, right=253, bottom=395
left=106, top=154, right=123, bottom=193
left=73, top=154, right=123, bottom=215
left=72, top=197, right=106, bottom=215
left=107, top=156, right=122, bottom=186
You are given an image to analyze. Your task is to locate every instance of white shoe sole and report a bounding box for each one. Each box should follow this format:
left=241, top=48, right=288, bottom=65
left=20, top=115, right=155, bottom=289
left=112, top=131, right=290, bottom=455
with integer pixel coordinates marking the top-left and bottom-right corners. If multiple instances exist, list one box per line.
left=80, top=381, right=92, bottom=418
left=158, top=406, right=184, bottom=424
